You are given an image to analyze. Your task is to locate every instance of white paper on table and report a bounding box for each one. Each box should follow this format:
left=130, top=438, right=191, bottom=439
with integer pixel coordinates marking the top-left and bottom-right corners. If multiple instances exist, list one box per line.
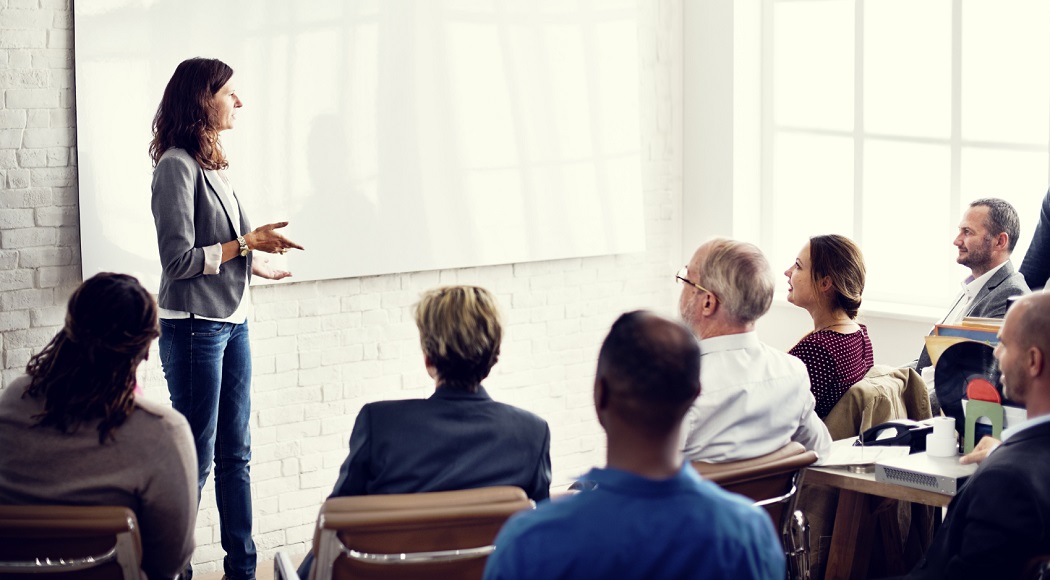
left=821, top=437, right=911, bottom=467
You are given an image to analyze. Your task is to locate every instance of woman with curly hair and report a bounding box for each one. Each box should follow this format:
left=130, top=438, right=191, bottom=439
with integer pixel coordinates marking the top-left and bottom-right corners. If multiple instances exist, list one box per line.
left=149, top=57, right=304, bottom=580
left=0, top=273, right=197, bottom=579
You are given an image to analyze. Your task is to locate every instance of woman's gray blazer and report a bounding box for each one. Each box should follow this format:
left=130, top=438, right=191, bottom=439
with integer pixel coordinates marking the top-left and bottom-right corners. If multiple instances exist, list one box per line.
left=151, top=148, right=252, bottom=318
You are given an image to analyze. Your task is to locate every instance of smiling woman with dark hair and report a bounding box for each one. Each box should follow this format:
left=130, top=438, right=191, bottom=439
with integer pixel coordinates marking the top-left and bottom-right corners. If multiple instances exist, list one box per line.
left=149, top=56, right=306, bottom=580
left=0, top=273, right=198, bottom=580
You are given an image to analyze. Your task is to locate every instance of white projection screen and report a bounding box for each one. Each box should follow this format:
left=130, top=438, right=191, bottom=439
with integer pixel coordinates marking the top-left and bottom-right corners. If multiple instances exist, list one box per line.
left=74, top=0, right=645, bottom=289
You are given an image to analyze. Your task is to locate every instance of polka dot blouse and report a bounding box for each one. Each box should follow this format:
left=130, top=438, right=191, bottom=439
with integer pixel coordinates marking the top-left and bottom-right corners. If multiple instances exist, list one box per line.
left=789, top=324, right=875, bottom=419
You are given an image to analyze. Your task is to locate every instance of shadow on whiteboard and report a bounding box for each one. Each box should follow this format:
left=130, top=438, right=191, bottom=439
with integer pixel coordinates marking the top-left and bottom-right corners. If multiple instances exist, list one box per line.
left=74, top=0, right=645, bottom=291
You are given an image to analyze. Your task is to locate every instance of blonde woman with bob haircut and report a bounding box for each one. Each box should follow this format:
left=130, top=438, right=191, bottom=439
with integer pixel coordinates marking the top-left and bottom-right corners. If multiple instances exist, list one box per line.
left=297, top=286, right=552, bottom=578
left=414, top=285, right=503, bottom=392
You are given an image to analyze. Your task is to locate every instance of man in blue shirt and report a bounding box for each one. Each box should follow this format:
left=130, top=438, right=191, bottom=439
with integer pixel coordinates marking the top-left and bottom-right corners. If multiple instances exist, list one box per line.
left=483, top=311, right=785, bottom=580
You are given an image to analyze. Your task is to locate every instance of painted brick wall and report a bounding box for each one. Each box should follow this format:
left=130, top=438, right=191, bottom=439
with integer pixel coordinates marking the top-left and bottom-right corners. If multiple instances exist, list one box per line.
left=0, top=0, right=683, bottom=572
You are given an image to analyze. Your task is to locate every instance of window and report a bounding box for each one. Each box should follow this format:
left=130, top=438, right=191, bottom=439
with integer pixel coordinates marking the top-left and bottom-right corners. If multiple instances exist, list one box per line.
left=761, top=0, right=1049, bottom=309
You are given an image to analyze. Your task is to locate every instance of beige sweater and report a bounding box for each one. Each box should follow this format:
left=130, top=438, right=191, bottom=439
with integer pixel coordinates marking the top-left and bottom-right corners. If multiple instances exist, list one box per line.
left=0, top=375, right=197, bottom=579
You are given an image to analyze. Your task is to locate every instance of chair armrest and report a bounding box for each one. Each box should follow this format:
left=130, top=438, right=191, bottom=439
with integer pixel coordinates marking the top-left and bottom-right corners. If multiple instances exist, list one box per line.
left=274, top=551, right=299, bottom=580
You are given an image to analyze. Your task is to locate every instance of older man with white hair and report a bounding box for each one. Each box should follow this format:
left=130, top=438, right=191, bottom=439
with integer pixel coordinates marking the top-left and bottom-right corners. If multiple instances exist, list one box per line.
left=677, top=238, right=831, bottom=463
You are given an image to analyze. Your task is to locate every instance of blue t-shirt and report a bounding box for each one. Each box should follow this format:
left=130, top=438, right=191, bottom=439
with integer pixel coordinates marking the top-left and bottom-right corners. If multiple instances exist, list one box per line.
left=483, top=464, right=785, bottom=580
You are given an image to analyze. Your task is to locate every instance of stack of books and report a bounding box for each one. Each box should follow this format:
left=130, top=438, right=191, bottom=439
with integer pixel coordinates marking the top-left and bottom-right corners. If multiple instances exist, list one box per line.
left=925, top=317, right=1002, bottom=367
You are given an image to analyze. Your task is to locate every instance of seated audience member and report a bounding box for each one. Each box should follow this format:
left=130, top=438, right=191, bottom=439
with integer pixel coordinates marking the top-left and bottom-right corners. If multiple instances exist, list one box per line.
left=1020, top=187, right=1050, bottom=290
left=328, top=285, right=551, bottom=498
left=785, top=234, right=874, bottom=418
left=903, top=293, right=1050, bottom=579
left=678, top=238, right=832, bottom=463
left=915, top=198, right=1029, bottom=372
left=299, top=285, right=551, bottom=577
left=0, top=273, right=197, bottom=580
left=484, top=311, right=785, bottom=580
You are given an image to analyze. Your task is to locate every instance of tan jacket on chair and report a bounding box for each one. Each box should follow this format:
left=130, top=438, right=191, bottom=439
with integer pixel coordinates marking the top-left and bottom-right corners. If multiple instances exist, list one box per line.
left=805, top=364, right=936, bottom=579
left=823, top=364, right=933, bottom=440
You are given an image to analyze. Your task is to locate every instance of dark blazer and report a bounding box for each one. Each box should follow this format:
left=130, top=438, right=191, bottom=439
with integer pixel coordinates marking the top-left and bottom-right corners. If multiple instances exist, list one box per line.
left=151, top=148, right=252, bottom=318
left=916, top=261, right=1029, bottom=369
left=329, top=386, right=552, bottom=502
left=904, top=420, right=1050, bottom=579
left=1020, top=187, right=1050, bottom=290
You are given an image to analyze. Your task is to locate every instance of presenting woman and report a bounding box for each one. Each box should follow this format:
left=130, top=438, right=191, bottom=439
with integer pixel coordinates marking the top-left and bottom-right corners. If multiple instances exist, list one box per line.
left=0, top=273, right=197, bottom=580
left=149, top=57, right=303, bottom=580
left=784, top=234, right=874, bottom=418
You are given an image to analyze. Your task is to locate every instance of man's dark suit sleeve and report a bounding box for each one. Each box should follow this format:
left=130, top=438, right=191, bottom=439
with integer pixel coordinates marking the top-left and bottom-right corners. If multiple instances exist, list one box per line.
left=329, top=405, right=373, bottom=498
left=938, top=467, right=1044, bottom=579
left=1020, top=188, right=1050, bottom=290
left=526, top=424, right=552, bottom=502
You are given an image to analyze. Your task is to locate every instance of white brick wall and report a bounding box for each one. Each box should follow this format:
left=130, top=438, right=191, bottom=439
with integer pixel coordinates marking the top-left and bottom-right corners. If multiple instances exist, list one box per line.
left=0, top=0, right=683, bottom=572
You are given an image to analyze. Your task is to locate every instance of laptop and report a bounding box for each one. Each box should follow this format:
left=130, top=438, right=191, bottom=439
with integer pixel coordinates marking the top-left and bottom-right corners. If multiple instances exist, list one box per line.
left=875, top=452, right=978, bottom=496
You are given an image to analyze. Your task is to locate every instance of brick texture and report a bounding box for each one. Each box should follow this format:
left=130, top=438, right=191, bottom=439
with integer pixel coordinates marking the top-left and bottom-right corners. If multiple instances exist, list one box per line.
left=0, top=1, right=683, bottom=573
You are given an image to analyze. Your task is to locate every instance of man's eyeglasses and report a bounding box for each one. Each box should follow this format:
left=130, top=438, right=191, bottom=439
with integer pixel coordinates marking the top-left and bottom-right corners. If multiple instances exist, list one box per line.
left=676, top=266, right=712, bottom=295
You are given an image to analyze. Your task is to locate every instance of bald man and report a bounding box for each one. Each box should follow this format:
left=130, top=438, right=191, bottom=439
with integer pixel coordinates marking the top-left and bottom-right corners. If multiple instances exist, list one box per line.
left=904, top=293, right=1050, bottom=579
left=484, top=311, right=784, bottom=580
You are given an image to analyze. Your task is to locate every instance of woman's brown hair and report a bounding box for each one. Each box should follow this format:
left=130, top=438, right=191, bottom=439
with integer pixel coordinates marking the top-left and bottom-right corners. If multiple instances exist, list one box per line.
left=148, top=57, right=234, bottom=170
left=808, top=234, right=866, bottom=319
left=24, top=273, right=160, bottom=443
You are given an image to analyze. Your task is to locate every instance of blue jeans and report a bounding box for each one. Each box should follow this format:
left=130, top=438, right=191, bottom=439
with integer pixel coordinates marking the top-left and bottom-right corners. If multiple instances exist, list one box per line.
left=160, top=318, right=257, bottom=580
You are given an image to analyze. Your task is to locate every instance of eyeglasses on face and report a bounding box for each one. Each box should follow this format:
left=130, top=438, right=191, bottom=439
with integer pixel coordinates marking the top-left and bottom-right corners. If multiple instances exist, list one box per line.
left=675, top=265, right=713, bottom=295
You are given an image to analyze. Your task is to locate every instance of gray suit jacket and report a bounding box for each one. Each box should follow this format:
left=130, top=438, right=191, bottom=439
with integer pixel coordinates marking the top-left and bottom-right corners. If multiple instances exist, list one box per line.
left=151, top=148, right=252, bottom=318
left=916, top=261, right=1029, bottom=369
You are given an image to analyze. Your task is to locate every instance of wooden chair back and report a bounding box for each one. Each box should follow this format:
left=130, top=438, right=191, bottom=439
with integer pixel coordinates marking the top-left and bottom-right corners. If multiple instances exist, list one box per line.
left=694, top=442, right=819, bottom=579
left=0, top=505, right=142, bottom=580
left=311, top=486, right=533, bottom=580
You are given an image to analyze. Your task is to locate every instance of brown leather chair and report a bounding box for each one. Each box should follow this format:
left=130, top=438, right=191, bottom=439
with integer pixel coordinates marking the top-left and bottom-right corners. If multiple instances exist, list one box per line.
left=694, top=442, right=819, bottom=580
left=304, top=486, right=534, bottom=580
left=0, top=505, right=143, bottom=580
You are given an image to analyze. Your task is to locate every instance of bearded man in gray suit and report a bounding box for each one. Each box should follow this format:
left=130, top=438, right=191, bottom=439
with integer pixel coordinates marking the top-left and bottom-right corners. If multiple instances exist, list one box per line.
left=915, top=198, right=1030, bottom=372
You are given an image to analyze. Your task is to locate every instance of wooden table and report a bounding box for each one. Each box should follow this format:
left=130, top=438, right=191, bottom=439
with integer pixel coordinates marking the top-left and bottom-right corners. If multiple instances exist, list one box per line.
left=805, top=466, right=953, bottom=580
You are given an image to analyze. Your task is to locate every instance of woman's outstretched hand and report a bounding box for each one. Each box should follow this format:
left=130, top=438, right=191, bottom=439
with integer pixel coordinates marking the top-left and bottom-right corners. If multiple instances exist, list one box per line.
left=244, top=221, right=305, bottom=255
left=252, top=255, right=292, bottom=280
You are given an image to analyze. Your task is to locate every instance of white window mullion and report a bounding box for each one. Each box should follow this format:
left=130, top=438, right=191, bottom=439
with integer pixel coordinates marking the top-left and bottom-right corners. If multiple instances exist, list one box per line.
left=760, top=0, right=776, bottom=248
left=853, top=0, right=865, bottom=244
left=949, top=0, right=963, bottom=236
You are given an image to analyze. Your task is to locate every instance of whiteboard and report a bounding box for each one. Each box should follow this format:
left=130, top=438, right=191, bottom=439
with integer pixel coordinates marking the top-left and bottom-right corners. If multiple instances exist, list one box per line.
left=73, top=0, right=645, bottom=289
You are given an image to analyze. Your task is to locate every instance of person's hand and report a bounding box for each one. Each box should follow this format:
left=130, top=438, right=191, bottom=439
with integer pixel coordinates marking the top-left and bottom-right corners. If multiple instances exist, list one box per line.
left=959, top=436, right=1001, bottom=465
left=252, top=255, right=292, bottom=280
left=244, top=221, right=305, bottom=255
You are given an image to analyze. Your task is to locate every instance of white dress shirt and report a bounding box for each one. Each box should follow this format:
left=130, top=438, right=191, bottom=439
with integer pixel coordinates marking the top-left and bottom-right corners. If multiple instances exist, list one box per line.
left=940, top=261, right=1009, bottom=325
left=1000, top=412, right=1050, bottom=443
left=681, top=331, right=832, bottom=465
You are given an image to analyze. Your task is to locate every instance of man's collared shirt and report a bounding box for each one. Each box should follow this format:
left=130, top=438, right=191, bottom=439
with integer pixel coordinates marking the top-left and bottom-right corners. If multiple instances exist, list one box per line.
left=680, top=331, right=832, bottom=464
left=941, top=261, right=1009, bottom=325
left=1000, top=412, right=1050, bottom=443
left=483, top=464, right=785, bottom=580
